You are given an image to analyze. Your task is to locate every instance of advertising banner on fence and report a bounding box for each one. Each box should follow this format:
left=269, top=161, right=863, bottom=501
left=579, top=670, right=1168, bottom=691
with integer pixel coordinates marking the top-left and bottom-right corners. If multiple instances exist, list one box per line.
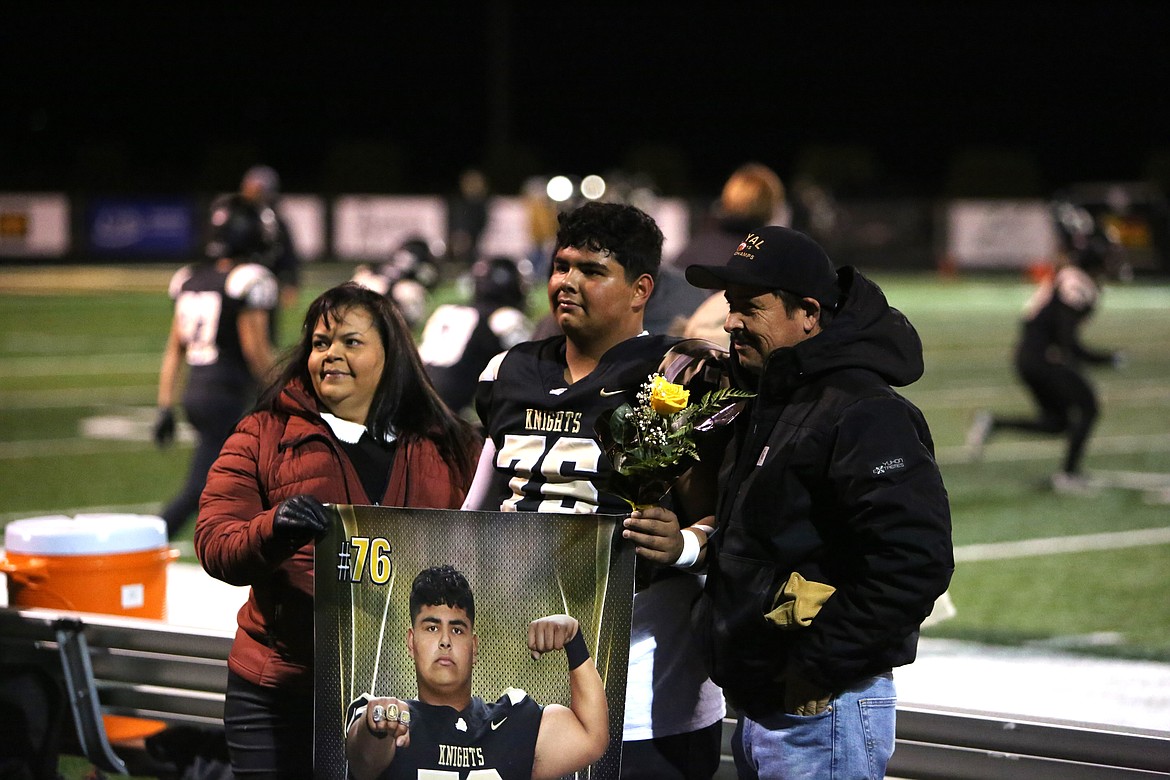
left=0, top=193, right=70, bottom=258
left=279, top=194, right=328, bottom=261
left=333, top=196, right=446, bottom=261
left=315, top=505, right=634, bottom=779
left=946, top=199, right=1057, bottom=269
left=87, top=198, right=197, bottom=257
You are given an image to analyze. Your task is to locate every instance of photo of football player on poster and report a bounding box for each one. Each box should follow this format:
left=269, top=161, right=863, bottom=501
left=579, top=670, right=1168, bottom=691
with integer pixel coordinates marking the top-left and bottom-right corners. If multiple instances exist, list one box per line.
left=314, top=505, right=635, bottom=780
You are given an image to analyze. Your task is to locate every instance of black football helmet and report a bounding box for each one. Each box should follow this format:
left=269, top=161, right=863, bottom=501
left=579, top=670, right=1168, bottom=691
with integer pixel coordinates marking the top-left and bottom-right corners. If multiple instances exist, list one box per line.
left=1051, top=197, right=1123, bottom=276
left=1051, top=199, right=1097, bottom=254
left=472, top=255, right=531, bottom=309
left=387, top=236, right=440, bottom=289
left=205, top=195, right=273, bottom=261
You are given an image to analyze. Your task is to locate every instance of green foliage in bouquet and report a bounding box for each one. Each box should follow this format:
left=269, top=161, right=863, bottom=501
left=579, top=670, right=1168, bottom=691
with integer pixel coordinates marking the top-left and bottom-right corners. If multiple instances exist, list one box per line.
left=595, top=374, right=754, bottom=508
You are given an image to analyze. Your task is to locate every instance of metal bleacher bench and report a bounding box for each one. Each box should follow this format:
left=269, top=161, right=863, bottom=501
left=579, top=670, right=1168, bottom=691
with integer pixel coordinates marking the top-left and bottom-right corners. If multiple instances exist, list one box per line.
left=712, top=703, right=1170, bottom=779
left=0, top=605, right=232, bottom=775
left=4, top=604, right=1169, bottom=778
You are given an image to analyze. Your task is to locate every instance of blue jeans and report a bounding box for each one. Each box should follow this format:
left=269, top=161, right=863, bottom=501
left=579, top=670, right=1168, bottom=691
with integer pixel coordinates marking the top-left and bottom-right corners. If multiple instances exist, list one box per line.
left=731, top=672, right=896, bottom=780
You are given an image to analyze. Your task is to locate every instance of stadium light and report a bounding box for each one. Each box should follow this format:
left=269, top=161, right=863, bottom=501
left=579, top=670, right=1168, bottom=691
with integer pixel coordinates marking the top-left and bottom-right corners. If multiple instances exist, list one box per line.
left=546, top=175, right=574, bottom=203
left=580, top=174, right=606, bottom=200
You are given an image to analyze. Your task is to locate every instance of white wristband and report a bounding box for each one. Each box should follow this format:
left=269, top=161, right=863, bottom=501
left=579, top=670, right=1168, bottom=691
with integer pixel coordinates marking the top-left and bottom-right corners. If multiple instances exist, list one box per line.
left=673, top=528, right=701, bottom=569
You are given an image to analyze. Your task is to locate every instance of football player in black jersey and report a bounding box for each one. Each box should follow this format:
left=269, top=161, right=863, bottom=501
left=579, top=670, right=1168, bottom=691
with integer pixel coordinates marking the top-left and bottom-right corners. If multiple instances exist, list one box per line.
left=239, top=164, right=301, bottom=316
left=154, top=197, right=277, bottom=538
left=464, top=202, right=727, bottom=779
left=966, top=203, right=1125, bottom=494
left=345, top=566, right=608, bottom=780
left=418, top=255, right=534, bottom=417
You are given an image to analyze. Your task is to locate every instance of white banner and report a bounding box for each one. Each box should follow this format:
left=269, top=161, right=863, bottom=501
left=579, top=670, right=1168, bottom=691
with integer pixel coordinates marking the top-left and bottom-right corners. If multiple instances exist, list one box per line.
left=946, top=199, right=1058, bottom=269
left=0, top=193, right=70, bottom=257
left=333, top=196, right=446, bottom=261
left=477, top=196, right=692, bottom=264
left=278, top=195, right=326, bottom=261
left=479, top=196, right=531, bottom=258
left=653, top=198, right=690, bottom=263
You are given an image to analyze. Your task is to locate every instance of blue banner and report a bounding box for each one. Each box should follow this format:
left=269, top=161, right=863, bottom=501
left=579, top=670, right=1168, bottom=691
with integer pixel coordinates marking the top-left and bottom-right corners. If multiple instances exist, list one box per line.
left=87, top=199, right=197, bottom=256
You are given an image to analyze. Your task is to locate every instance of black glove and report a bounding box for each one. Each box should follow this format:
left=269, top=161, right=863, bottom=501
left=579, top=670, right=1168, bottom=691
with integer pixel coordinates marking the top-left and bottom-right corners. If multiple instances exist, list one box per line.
left=273, top=495, right=333, bottom=548
left=153, top=407, right=176, bottom=447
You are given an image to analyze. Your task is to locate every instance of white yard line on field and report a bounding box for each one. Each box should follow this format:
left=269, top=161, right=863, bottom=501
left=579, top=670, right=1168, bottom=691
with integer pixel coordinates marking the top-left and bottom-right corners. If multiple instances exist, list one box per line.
left=905, top=380, right=1170, bottom=408
left=955, top=526, right=1170, bottom=562
left=0, top=387, right=155, bottom=409
left=935, top=432, right=1170, bottom=465
left=4, top=353, right=160, bottom=376
left=0, top=438, right=167, bottom=459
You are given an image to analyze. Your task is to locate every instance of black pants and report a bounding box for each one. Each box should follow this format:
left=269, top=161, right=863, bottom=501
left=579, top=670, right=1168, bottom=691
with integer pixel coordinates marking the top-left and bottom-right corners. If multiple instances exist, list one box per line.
left=223, top=670, right=313, bottom=779
left=996, top=358, right=1099, bottom=474
left=161, top=393, right=248, bottom=538
left=620, top=720, right=724, bottom=780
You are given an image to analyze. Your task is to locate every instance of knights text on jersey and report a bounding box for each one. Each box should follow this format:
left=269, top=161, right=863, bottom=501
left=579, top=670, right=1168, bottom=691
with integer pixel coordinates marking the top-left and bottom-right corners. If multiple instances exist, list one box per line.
left=475, top=333, right=713, bottom=515
left=360, top=691, right=542, bottom=780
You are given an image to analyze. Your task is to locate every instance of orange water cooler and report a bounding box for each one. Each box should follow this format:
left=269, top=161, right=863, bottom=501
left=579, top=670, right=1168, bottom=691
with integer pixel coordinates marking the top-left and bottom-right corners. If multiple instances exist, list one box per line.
left=1, top=513, right=178, bottom=620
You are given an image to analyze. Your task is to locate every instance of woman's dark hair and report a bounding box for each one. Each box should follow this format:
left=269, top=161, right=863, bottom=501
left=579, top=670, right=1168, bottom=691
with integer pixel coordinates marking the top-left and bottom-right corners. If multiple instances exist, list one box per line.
left=257, top=282, right=479, bottom=483
left=553, top=201, right=664, bottom=282
left=409, top=564, right=475, bottom=625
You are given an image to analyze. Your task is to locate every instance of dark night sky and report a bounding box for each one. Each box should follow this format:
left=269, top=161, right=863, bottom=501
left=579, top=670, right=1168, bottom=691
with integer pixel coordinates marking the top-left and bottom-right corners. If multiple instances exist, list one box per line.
left=4, top=2, right=1169, bottom=198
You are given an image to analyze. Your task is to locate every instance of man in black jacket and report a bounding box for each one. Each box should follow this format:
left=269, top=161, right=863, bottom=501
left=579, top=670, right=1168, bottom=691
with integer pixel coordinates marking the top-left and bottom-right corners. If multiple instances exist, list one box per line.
left=639, top=226, right=952, bottom=778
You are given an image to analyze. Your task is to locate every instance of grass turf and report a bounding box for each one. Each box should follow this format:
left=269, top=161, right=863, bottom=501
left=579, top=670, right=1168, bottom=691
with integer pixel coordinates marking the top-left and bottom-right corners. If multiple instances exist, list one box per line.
left=2, top=266, right=1168, bottom=665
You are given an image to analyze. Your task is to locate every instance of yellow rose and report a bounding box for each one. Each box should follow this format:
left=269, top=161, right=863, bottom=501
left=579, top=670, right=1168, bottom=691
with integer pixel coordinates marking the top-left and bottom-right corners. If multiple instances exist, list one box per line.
left=649, top=376, right=689, bottom=415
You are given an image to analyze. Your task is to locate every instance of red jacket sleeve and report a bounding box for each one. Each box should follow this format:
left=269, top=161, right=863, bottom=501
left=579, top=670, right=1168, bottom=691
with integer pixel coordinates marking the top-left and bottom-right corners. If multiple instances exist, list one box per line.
left=194, top=414, right=284, bottom=586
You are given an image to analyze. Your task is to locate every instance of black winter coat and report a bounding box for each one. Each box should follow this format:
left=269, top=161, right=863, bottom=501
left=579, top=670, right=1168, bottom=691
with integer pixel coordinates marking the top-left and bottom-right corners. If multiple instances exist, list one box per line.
left=701, top=266, right=954, bottom=716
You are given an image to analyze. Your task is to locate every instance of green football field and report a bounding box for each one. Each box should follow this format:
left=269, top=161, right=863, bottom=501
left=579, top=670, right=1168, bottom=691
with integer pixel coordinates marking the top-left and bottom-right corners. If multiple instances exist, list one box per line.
left=2, top=263, right=1169, bottom=662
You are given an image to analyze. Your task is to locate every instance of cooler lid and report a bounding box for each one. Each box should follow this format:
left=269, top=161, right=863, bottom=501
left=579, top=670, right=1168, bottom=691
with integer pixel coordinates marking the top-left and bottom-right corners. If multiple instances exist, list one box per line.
left=4, top=514, right=168, bottom=555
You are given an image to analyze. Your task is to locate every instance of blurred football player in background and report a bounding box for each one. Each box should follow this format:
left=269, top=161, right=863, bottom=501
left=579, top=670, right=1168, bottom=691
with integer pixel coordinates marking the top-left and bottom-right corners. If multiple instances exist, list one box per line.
left=417, top=255, right=534, bottom=419
left=238, top=164, right=301, bottom=316
left=351, top=236, right=442, bottom=331
left=446, top=168, right=490, bottom=269
left=967, top=202, right=1126, bottom=494
left=153, top=197, right=277, bottom=538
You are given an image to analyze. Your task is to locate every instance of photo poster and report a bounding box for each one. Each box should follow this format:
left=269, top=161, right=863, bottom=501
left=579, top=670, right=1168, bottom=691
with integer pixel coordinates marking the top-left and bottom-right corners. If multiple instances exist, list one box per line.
left=314, top=505, right=635, bottom=779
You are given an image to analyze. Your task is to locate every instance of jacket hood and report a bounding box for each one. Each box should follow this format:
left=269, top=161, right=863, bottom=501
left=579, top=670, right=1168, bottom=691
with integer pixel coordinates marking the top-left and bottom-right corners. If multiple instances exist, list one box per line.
left=274, top=378, right=324, bottom=418
left=754, top=266, right=924, bottom=391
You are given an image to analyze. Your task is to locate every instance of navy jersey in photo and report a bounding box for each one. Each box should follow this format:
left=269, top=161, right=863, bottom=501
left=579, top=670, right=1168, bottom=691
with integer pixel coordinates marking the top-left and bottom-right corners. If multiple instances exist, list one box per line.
left=350, top=690, right=542, bottom=780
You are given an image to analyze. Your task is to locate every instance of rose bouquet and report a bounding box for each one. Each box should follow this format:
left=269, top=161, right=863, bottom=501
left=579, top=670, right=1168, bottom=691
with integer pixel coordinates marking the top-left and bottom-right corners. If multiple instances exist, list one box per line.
left=595, top=374, right=753, bottom=508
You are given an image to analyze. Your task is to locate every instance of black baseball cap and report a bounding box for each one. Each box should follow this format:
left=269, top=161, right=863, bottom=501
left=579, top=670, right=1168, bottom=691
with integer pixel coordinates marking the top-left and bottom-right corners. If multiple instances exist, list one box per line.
left=685, top=226, right=839, bottom=309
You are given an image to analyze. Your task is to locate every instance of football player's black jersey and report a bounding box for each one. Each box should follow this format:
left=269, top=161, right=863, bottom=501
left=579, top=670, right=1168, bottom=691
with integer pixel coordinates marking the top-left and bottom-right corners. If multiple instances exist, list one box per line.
left=475, top=334, right=728, bottom=515
left=348, top=690, right=542, bottom=780
left=419, top=303, right=531, bottom=414
left=168, top=261, right=277, bottom=396
left=1017, top=265, right=1106, bottom=367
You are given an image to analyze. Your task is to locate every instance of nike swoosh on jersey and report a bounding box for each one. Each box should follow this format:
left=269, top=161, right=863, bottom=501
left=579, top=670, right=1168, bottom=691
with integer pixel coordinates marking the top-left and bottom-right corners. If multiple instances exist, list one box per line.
left=598, top=388, right=627, bottom=397
left=491, top=717, right=508, bottom=730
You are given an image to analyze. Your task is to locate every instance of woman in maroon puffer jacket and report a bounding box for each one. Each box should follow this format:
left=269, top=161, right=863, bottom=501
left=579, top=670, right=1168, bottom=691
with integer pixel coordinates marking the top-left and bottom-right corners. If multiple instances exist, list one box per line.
left=196, top=282, right=481, bottom=779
